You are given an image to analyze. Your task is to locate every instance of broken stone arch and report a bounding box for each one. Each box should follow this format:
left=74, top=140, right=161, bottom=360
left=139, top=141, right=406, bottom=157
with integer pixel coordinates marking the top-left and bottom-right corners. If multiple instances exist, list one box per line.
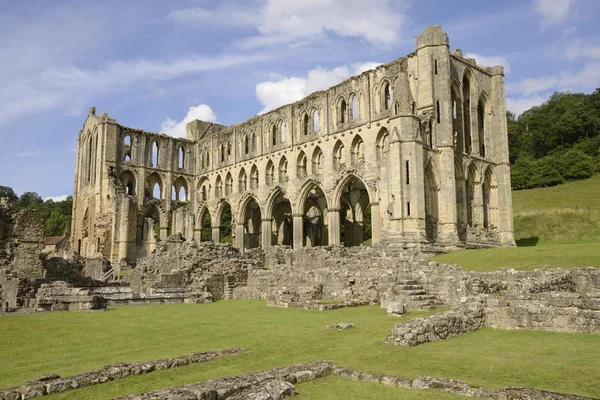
left=236, top=194, right=262, bottom=250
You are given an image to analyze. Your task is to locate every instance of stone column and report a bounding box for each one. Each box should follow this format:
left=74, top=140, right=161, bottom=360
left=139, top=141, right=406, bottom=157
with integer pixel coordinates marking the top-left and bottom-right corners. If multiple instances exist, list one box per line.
left=235, top=223, right=245, bottom=250
left=261, top=218, right=272, bottom=248
left=293, top=214, right=303, bottom=249
left=436, top=147, right=458, bottom=242
left=328, top=208, right=340, bottom=245
left=371, top=202, right=381, bottom=245
left=212, top=226, right=220, bottom=243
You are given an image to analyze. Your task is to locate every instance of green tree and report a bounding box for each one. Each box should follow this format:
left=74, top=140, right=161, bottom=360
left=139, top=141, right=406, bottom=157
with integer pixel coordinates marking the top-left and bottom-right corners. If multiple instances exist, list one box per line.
left=0, top=186, right=18, bottom=202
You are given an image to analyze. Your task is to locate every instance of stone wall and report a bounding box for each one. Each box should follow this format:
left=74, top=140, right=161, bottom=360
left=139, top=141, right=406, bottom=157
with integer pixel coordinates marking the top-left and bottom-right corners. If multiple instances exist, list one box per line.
left=0, top=348, right=245, bottom=400
left=128, top=239, right=262, bottom=300
left=486, top=292, right=600, bottom=333
left=113, top=361, right=332, bottom=400
left=386, top=300, right=486, bottom=346
left=236, top=246, right=444, bottom=311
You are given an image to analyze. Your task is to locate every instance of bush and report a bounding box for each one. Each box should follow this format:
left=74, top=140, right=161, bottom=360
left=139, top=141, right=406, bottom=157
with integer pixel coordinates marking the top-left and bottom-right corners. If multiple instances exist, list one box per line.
left=558, top=149, right=596, bottom=180
left=532, top=156, right=563, bottom=188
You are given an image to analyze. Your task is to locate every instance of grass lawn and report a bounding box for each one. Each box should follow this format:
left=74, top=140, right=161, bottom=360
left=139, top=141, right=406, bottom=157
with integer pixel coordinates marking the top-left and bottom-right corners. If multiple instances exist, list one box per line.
left=1, top=301, right=599, bottom=399
left=433, top=174, right=600, bottom=271
left=296, top=376, right=464, bottom=399
left=512, top=174, right=600, bottom=213
left=433, top=241, right=600, bottom=271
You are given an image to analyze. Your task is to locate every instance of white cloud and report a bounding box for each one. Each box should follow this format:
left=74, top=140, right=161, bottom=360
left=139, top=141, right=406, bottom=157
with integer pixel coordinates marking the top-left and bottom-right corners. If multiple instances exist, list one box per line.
left=506, top=95, right=549, bottom=115
left=256, top=62, right=381, bottom=113
left=169, top=0, right=409, bottom=48
left=160, top=104, right=218, bottom=138
left=507, top=60, right=600, bottom=96
left=0, top=53, right=265, bottom=125
left=533, top=0, right=576, bottom=28
left=565, top=41, right=600, bottom=60
left=44, top=194, right=69, bottom=202
left=464, top=53, right=511, bottom=74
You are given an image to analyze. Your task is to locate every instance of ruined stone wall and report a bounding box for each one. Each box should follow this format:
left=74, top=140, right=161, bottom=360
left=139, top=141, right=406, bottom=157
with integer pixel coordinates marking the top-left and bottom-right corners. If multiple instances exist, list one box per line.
left=127, top=239, right=262, bottom=300
left=485, top=292, right=600, bottom=333
left=386, top=300, right=485, bottom=346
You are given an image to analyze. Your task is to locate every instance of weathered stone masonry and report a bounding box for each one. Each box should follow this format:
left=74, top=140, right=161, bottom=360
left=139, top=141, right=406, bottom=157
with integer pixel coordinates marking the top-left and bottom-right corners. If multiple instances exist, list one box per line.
left=70, top=25, right=515, bottom=265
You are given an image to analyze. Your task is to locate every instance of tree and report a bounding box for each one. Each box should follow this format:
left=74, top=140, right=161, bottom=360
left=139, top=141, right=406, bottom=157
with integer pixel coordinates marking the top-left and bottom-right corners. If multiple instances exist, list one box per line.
left=0, top=186, right=18, bottom=202
left=16, top=192, right=43, bottom=211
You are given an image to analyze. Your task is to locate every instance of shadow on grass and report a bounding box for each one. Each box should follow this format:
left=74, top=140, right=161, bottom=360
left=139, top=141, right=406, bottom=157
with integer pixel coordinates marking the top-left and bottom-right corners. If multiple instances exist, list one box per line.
left=516, top=237, right=539, bottom=247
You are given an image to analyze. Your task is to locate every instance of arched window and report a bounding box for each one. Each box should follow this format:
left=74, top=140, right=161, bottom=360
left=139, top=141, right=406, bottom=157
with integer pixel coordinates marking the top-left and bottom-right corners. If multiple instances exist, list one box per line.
left=205, top=150, right=210, bottom=168
left=221, top=143, right=225, bottom=163
left=376, top=129, right=390, bottom=161
left=215, top=176, right=223, bottom=197
left=303, top=113, right=309, bottom=136
left=151, top=141, right=159, bottom=168
left=271, top=124, right=277, bottom=146
left=463, top=73, right=473, bottom=154
left=239, top=169, right=247, bottom=193
left=339, top=99, right=347, bottom=124
left=478, top=98, right=486, bottom=157
left=244, top=134, right=249, bottom=155
left=123, top=135, right=131, bottom=146
left=227, top=141, right=232, bottom=162
left=280, top=121, right=286, bottom=143
left=297, top=151, right=307, bottom=178
left=251, top=131, right=257, bottom=153
left=266, top=161, right=275, bottom=186
left=250, top=165, right=259, bottom=190
left=383, top=82, right=392, bottom=110
left=202, top=186, right=207, bottom=201
left=152, top=182, right=161, bottom=199
left=313, top=110, right=319, bottom=132
left=278, top=157, right=288, bottom=183
left=351, top=95, right=359, bottom=120
left=351, top=136, right=364, bottom=165
left=124, top=152, right=131, bottom=162
left=178, top=146, right=185, bottom=169
left=312, top=147, right=324, bottom=175
left=333, top=140, right=344, bottom=170
left=225, top=173, right=233, bottom=195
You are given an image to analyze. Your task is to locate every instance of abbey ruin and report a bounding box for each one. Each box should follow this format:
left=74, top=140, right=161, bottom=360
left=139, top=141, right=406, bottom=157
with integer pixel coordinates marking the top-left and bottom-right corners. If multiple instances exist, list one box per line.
left=70, top=25, right=515, bottom=265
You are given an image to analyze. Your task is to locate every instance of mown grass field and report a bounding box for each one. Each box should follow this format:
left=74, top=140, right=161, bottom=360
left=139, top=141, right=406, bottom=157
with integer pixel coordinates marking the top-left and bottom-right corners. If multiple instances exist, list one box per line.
left=1, top=301, right=599, bottom=399
left=434, top=174, right=600, bottom=271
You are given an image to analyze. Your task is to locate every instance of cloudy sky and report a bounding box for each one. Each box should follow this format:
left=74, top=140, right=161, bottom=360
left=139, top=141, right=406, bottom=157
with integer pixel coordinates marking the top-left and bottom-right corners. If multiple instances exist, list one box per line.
left=0, top=0, right=598, bottom=200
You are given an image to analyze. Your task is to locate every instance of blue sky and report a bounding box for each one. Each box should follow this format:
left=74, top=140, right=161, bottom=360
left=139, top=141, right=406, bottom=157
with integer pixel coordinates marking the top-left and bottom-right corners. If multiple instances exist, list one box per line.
left=0, top=0, right=598, bottom=200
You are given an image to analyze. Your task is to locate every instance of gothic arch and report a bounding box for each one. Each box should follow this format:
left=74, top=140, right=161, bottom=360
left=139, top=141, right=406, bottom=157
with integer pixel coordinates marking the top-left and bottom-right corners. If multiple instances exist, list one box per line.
left=265, top=186, right=295, bottom=218
left=120, top=170, right=137, bottom=196
left=296, top=179, right=329, bottom=217
left=331, top=173, right=373, bottom=210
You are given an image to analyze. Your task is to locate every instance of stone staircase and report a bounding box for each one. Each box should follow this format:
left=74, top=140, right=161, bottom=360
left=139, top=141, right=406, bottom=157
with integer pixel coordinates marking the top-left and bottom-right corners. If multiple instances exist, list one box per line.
left=384, top=279, right=445, bottom=311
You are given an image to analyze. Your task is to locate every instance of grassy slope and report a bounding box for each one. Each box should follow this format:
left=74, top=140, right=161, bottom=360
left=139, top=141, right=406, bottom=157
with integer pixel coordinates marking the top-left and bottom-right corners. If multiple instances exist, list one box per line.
left=434, top=174, right=600, bottom=271
left=1, top=302, right=599, bottom=399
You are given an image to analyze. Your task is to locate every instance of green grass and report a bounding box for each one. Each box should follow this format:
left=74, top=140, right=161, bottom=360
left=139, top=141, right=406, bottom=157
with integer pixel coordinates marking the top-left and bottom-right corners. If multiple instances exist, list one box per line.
left=1, top=301, right=599, bottom=399
left=512, top=174, right=600, bottom=214
left=434, top=174, right=600, bottom=271
left=296, top=376, right=464, bottom=399
left=433, top=241, right=600, bottom=271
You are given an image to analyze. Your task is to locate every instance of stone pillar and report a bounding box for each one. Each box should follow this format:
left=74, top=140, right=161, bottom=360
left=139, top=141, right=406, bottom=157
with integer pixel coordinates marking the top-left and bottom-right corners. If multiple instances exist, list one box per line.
left=293, top=214, right=303, bottom=249
left=261, top=218, right=272, bottom=248
left=371, top=202, right=381, bottom=245
left=436, top=147, right=458, bottom=242
left=118, top=199, right=129, bottom=262
left=235, top=223, right=245, bottom=250
left=212, top=226, right=220, bottom=243
left=328, top=208, right=340, bottom=245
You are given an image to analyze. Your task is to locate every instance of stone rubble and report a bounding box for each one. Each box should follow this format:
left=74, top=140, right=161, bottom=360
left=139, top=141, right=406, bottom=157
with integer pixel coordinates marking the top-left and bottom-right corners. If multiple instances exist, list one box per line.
left=327, top=322, right=355, bottom=330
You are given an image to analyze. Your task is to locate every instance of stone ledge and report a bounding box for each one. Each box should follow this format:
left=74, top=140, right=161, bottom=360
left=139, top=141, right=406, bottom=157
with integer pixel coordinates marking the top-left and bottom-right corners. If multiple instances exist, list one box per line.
left=0, top=347, right=246, bottom=400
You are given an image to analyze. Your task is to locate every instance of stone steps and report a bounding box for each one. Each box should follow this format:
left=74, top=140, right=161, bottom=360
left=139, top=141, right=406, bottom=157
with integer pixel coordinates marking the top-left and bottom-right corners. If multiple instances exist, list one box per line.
left=385, top=278, right=445, bottom=312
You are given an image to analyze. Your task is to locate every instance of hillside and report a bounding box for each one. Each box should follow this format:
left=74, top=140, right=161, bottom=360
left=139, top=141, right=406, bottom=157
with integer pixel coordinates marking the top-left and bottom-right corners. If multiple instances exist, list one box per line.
left=434, top=174, right=600, bottom=271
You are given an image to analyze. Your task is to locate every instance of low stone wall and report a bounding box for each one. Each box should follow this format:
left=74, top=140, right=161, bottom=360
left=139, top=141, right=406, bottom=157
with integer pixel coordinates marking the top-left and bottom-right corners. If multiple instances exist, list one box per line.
left=486, top=292, right=600, bottom=334
left=113, top=361, right=333, bottom=400
left=34, top=281, right=107, bottom=311
left=386, top=301, right=485, bottom=346
left=332, top=367, right=594, bottom=399
left=0, top=347, right=246, bottom=400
